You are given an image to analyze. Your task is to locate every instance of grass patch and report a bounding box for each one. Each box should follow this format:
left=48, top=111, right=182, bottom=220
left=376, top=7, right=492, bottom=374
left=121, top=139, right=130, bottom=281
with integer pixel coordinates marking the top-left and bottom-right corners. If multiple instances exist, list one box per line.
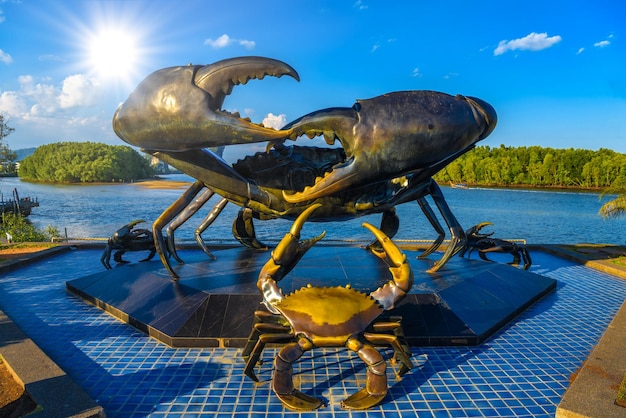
left=610, top=258, right=626, bottom=268
left=0, top=242, right=57, bottom=251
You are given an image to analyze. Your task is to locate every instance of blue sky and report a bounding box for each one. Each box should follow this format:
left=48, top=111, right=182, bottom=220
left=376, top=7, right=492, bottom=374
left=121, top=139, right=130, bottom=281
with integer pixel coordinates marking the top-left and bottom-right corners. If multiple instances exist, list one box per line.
left=1, top=0, right=625, bottom=159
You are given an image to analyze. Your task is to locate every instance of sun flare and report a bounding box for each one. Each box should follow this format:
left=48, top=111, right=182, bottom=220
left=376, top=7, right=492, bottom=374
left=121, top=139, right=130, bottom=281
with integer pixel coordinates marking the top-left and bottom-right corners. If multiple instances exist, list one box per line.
left=88, top=28, right=138, bottom=81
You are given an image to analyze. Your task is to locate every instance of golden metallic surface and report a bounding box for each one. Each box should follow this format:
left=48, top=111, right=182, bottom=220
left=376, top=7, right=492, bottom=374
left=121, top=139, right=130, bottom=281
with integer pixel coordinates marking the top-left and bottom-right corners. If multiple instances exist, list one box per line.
left=275, top=286, right=383, bottom=339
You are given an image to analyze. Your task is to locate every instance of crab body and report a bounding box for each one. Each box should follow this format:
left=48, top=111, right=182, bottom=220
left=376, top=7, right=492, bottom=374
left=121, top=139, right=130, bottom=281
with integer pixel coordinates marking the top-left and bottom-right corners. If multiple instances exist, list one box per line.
left=273, top=285, right=384, bottom=343
left=112, top=56, right=497, bottom=278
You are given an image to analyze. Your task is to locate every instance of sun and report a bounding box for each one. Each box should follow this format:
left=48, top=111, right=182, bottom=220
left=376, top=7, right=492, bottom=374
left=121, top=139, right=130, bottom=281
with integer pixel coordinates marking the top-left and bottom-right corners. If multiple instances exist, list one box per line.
left=87, top=28, right=139, bottom=81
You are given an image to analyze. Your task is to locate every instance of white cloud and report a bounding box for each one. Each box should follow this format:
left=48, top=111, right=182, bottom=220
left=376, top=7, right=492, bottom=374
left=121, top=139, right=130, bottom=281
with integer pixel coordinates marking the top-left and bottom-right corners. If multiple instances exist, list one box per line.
left=411, top=68, right=422, bottom=78
left=0, top=73, right=102, bottom=120
left=67, top=115, right=99, bottom=127
left=577, top=47, right=585, bottom=55
left=0, top=91, right=27, bottom=117
left=58, top=74, right=100, bottom=108
left=594, top=40, right=610, bottom=48
left=354, top=1, right=368, bottom=10
left=494, top=32, right=562, bottom=56
left=0, top=48, right=12, bottom=64
left=262, top=113, right=287, bottom=130
left=239, top=40, right=256, bottom=50
left=18, top=75, right=34, bottom=85
left=18, top=75, right=59, bottom=113
left=205, top=34, right=231, bottom=48
left=204, top=34, right=255, bottom=50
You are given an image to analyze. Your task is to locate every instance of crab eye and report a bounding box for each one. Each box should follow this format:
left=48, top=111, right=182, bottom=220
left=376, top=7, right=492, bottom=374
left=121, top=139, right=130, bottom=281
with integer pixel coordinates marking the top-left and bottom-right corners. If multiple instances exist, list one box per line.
left=352, top=102, right=361, bottom=112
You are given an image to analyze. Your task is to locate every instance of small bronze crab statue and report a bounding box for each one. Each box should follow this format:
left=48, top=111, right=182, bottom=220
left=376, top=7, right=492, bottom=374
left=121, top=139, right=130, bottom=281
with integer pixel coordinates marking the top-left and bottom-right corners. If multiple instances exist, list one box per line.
left=459, top=222, right=532, bottom=270
left=100, top=220, right=157, bottom=269
left=112, top=56, right=497, bottom=278
left=243, top=204, right=414, bottom=410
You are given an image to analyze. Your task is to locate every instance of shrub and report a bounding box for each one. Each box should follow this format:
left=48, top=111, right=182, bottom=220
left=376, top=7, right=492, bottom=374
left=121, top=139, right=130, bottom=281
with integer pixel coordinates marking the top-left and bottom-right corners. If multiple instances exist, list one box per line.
left=0, top=213, right=59, bottom=242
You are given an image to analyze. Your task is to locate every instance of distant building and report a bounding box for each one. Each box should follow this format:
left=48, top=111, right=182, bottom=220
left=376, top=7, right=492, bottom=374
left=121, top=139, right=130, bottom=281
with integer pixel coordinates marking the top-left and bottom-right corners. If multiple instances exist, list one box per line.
left=150, top=156, right=170, bottom=173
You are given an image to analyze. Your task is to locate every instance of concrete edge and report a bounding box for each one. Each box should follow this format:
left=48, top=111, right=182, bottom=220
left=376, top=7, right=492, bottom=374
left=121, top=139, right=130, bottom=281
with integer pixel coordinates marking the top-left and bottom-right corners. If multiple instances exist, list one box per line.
left=0, top=245, right=74, bottom=273
left=555, top=297, right=626, bottom=418
left=538, top=244, right=626, bottom=280
left=537, top=245, right=626, bottom=418
left=1, top=248, right=106, bottom=418
left=0, top=307, right=105, bottom=417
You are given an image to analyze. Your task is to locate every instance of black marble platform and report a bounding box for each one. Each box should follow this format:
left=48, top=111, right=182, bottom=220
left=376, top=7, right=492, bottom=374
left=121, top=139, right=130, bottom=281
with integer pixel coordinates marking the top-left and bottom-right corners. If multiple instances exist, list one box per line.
left=66, top=246, right=556, bottom=347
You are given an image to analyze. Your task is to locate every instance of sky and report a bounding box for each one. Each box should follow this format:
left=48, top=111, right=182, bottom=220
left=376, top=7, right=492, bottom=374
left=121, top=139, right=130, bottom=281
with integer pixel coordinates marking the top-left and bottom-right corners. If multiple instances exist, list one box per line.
left=1, top=0, right=625, bottom=161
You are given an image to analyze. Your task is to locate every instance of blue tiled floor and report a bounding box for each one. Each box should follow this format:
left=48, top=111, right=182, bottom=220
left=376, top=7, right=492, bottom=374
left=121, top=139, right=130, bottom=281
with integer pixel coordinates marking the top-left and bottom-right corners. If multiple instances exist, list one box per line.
left=1, top=249, right=625, bottom=417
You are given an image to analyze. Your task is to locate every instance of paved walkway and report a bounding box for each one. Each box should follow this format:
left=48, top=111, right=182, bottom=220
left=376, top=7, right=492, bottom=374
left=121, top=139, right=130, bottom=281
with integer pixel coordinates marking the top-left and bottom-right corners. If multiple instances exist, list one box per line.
left=1, top=246, right=625, bottom=417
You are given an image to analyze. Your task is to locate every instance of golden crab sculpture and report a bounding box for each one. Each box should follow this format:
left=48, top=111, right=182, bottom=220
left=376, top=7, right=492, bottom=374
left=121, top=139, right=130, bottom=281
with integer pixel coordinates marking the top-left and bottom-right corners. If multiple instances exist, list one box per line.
left=242, top=204, right=415, bottom=410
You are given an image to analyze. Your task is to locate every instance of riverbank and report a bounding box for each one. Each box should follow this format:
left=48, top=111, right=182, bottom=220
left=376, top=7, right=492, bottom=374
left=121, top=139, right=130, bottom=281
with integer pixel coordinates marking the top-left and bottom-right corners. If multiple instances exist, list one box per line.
left=439, top=181, right=611, bottom=193
left=133, top=179, right=192, bottom=189
left=12, top=176, right=190, bottom=188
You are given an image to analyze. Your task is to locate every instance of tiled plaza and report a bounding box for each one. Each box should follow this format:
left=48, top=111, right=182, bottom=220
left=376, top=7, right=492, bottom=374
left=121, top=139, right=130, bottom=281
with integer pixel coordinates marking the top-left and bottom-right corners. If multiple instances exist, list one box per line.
left=1, top=248, right=625, bottom=417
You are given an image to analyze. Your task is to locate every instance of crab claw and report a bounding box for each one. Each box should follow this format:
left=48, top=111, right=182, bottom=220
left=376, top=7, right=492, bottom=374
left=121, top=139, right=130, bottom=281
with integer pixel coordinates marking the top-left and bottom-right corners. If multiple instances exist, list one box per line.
left=363, top=222, right=414, bottom=310
left=113, top=57, right=299, bottom=151
left=257, top=204, right=326, bottom=312
left=270, top=204, right=326, bottom=276
left=113, top=219, right=146, bottom=238
left=126, top=219, right=146, bottom=228
left=467, top=222, right=495, bottom=239
left=282, top=91, right=497, bottom=203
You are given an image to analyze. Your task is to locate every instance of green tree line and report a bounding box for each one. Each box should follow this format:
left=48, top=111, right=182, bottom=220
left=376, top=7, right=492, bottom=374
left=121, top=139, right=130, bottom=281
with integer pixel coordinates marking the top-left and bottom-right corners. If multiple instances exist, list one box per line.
left=18, top=142, right=154, bottom=183
left=434, top=145, right=626, bottom=189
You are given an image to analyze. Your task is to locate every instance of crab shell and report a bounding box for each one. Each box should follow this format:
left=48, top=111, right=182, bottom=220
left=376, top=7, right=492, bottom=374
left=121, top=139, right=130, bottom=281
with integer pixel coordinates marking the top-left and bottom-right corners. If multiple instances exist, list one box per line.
left=274, top=285, right=384, bottom=345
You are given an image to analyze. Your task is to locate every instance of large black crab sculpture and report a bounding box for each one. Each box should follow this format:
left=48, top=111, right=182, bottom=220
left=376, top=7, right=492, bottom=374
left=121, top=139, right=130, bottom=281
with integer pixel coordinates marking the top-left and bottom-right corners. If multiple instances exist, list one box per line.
left=112, top=56, right=497, bottom=278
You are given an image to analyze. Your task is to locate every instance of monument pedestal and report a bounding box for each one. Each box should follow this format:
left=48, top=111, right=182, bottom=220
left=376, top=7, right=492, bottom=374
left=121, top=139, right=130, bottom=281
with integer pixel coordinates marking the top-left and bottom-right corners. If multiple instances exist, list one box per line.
left=66, top=245, right=556, bottom=347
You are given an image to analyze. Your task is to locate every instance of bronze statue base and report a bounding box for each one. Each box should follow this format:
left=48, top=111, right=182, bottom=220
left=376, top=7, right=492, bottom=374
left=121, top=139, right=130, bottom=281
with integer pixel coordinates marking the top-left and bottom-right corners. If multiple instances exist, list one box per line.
left=66, top=245, right=556, bottom=348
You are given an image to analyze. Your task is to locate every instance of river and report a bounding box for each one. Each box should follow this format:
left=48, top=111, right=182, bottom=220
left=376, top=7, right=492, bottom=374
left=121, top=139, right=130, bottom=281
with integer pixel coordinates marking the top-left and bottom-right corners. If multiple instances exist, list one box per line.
left=2, top=175, right=625, bottom=245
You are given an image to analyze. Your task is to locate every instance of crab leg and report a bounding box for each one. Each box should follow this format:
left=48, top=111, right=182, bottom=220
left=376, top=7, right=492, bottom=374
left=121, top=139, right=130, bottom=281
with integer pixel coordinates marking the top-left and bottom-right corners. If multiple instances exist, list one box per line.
left=243, top=315, right=292, bottom=382
left=342, top=337, right=387, bottom=409
left=416, top=196, right=446, bottom=258
left=153, top=180, right=205, bottom=279
left=166, top=188, right=216, bottom=263
left=425, top=181, right=467, bottom=273
left=195, top=197, right=228, bottom=257
left=369, top=320, right=413, bottom=377
left=232, top=208, right=268, bottom=250
left=152, top=149, right=277, bottom=213
left=273, top=337, right=323, bottom=410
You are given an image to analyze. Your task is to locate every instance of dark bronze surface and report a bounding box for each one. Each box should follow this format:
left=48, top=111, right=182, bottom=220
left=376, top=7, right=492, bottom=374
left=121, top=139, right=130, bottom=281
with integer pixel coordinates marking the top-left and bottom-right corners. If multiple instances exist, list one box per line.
left=112, top=56, right=498, bottom=277
left=67, top=246, right=556, bottom=348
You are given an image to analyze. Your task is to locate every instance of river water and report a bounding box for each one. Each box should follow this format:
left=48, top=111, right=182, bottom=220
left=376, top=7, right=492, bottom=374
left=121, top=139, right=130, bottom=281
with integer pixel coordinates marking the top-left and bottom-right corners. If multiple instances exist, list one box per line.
left=2, top=175, right=625, bottom=245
